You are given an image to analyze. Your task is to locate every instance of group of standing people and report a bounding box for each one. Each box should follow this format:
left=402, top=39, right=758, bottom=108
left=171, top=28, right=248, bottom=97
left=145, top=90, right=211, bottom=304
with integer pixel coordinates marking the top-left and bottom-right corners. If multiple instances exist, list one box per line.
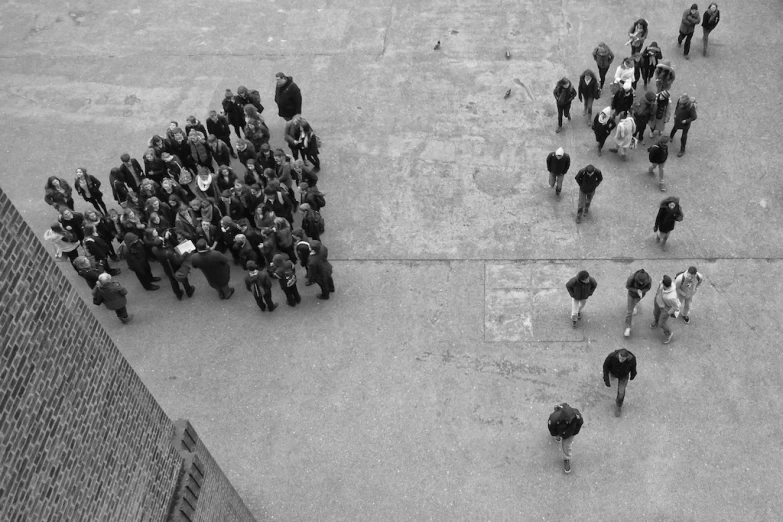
left=545, top=5, right=718, bottom=474
left=43, top=72, right=336, bottom=323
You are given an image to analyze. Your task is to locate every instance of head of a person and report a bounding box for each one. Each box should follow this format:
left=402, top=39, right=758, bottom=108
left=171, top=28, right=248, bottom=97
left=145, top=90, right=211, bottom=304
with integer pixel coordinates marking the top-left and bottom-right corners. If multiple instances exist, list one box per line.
left=559, top=77, right=570, bottom=88
left=293, top=159, right=304, bottom=173
left=617, top=349, right=630, bottom=363
left=196, top=239, right=209, bottom=252
left=188, top=199, right=201, bottom=212
left=145, top=149, right=155, bottom=161
left=244, top=105, right=259, bottom=120
left=658, top=136, right=670, bottom=145
left=690, top=3, right=699, bottom=14
left=662, top=275, right=673, bottom=288
left=149, top=213, right=161, bottom=225
left=237, top=86, right=248, bottom=96
left=98, top=273, right=112, bottom=286
left=263, top=186, right=276, bottom=197
left=124, top=208, right=137, bottom=220
left=208, top=110, right=218, bottom=120
left=585, top=165, right=595, bottom=175
left=234, top=233, right=246, bottom=246
left=188, top=130, right=200, bottom=143
left=49, top=176, right=61, bottom=188
left=207, top=134, right=218, bottom=145
left=299, top=203, right=311, bottom=214
left=708, top=3, right=717, bottom=12
left=686, top=266, right=698, bottom=280
left=273, top=149, right=285, bottom=164
left=668, top=201, right=676, bottom=210
left=246, top=260, right=258, bottom=273
left=260, top=143, right=271, bottom=156
left=169, top=121, right=178, bottom=130
left=555, top=147, right=564, bottom=158
left=109, top=208, right=119, bottom=220
left=74, top=256, right=91, bottom=270
left=246, top=158, right=257, bottom=171
left=148, top=197, right=160, bottom=210
left=578, top=270, right=590, bottom=284
left=60, top=207, right=73, bottom=220
left=236, top=139, right=247, bottom=151
left=173, top=130, right=185, bottom=142
left=200, top=219, right=211, bottom=231
left=187, top=116, right=197, bottom=125
left=225, top=89, right=233, bottom=99
left=120, top=153, right=131, bottom=163
left=275, top=72, right=287, bottom=86
left=75, top=167, right=86, bottom=179
left=623, top=57, right=634, bottom=68
left=84, top=210, right=99, bottom=222
left=309, top=240, right=322, bottom=255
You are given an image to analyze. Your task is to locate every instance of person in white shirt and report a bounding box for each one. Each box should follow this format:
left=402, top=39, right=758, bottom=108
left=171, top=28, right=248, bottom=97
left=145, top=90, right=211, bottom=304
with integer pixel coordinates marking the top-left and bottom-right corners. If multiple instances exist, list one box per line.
left=675, top=266, right=703, bottom=323
left=651, top=275, right=680, bottom=344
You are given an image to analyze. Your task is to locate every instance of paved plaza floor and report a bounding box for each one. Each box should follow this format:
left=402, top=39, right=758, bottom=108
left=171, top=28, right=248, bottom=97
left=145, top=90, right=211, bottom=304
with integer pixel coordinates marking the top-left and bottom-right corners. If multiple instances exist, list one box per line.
left=1, top=0, right=782, bottom=519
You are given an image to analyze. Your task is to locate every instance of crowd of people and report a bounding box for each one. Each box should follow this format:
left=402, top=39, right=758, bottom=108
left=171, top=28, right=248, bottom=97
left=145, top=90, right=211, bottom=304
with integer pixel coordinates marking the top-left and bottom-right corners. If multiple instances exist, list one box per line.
left=546, top=4, right=719, bottom=475
left=43, top=72, right=335, bottom=324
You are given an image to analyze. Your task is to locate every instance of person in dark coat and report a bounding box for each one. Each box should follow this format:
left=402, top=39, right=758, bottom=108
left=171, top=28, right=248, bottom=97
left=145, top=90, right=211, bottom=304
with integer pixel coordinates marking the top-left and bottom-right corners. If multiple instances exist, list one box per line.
left=270, top=253, right=301, bottom=306
left=669, top=93, right=698, bottom=157
left=151, top=231, right=196, bottom=300
left=647, top=136, right=670, bottom=191
left=174, top=201, right=201, bottom=242
left=207, top=109, right=236, bottom=157
left=701, top=3, right=720, bottom=56
left=143, top=148, right=168, bottom=184
left=654, top=196, right=684, bottom=251
left=262, top=185, right=294, bottom=224
left=603, top=349, right=637, bottom=415
left=92, top=273, right=131, bottom=323
left=74, top=256, right=103, bottom=289
left=223, top=89, right=245, bottom=138
left=547, top=403, right=584, bottom=474
left=185, top=116, right=208, bottom=139
left=592, top=42, right=614, bottom=89
left=298, top=119, right=320, bottom=172
left=44, top=176, right=75, bottom=211
left=565, top=270, right=598, bottom=326
left=58, top=208, right=85, bottom=244
left=299, top=203, right=323, bottom=242
left=292, top=229, right=311, bottom=273
left=552, top=77, right=576, bottom=133
left=633, top=91, right=657, bottom=145
left=578, top=69, right=601, bottom=127
left=306, top=240, right=334, bottom=300
left=678, top=4, right=701, bottom=59
left=207, top=134, right=231, bottom=167
left=274, top=72, right=302, bottom=121
left=73, top=168, right=108, bottom=214
left=189, top=239, right=234, bottom=299
left=546, top=147, right=570, bottom=197
left=244, top=260, right=277, bottom=312
left=610, top=80, right=635, bottom=117
left=236, top=139, right=257, bottom=168
left=83, top=224, right=121, bottom=275
left=109, top=168, right=132, bottom=206
left=574, top=165, right=603, bottom=224
left=640, top=42, right=663, bottom=89
left=257, top=143, right=277, bottom=172
left=593, top=107, right=617, bottom=157
left=624, top=269, right=652, bottom=337
left=119, top=232, right=160, bottom=290
left=232, top=234, right=260, bottom=269
left=119, top=153, right=143, bottom=191
left=196, top=220, right=222, bottom=251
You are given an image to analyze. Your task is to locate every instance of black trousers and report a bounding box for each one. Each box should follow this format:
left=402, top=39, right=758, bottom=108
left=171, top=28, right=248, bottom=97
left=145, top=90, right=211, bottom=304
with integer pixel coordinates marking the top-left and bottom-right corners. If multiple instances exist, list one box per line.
left=597, top=66, right=609, bottom=88
left=303, top=152, right=320, bottom=170
left=317, top=276, right=335, bottom=299
left=132, top=263, right=156, bottom=289
left=678, top=31, right=694, bottom=55
left=218, top=135, right=235, bottom=153
left=557, top=103, right=572, bottom=127
left=280, top=281, right=301, bottom=305
left=168, top=274, right=194, bottom=298
left=113, top=306, right=129, bottom=319
left=670, top=122, right=691, bottom=150
left=85, top=196, right=108, bottom=215
left=253, top=289, right=275, bottom=311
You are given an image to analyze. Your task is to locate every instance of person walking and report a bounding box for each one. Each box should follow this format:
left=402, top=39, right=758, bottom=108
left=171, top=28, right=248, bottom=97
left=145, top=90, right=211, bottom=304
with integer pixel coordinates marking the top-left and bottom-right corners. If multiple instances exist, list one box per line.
left=592, top=42, right=614, bottom=90
left=647, top=136, right=670, bottom=191
left=609, top=111, right=636, bottom=161
left=574, top=165, right=603, bottom=223
left=612, top=57, right=635, bottom=92
left=546, top=147, right=570, bottom=197
left=654, top=196, right=684, bottom=251
left=223, top=89, right=245, bottom=138
left=189, top=239, right=235, bottom=300
left=306, top=240, right=335, bottom=300
left=274, top=72, right=303, bottom=122
left=91, top=273, right=131, bottom=324
left=649, top=90, right=672, bottom=138
left=678, top=4, right=701, bottom=60
left=547, top=403, right=584, bottom=474
left=633, top=91, right=657, bottom=145
left=651, top=275, right=680, bottom=344
left=578, top=69, right=600, bottom=126
left=553, top=77, right=576, bottom=133
left=675, top=266, right=703, bottom=324
left=566, top=270, right=598, bottom=327
left=593, top=107, right=617, bottom=156
left=701, top=3, right=720, bottom=56
left=640, top=42, right=663, bottom=89
left=654, top=60, right=676, bottom=94
left=669, top=94, right=698, bottom=157
left=244, top=260, right=277, bottom=312
left=624, top=268, right=652, bottom=337
left=603, top=349, right=637, bottom=416
left=627, top=18, right=649, bottom=55
left=610, top=80, right=635, bottom=119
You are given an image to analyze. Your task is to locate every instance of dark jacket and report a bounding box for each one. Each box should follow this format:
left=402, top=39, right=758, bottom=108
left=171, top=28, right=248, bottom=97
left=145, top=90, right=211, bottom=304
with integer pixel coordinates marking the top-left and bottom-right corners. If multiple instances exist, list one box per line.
left=275, top=76, right=303, bottom=120
left=84, top=235, right=113, bottom=261
left=306, top=243, right=333, bottom=287
left=593, top=114, right=617, bottom=142
left=680, top=8, right=700, bottom=34
left=74, top=174, right=103, bottom=201
left=603, top=350, right=638, bottom=383
left=553, top=81, right=577, bottom=106
left=257, top=150, right=277, bottom=172
left=144, top=156, right=168, bottom=181
left=237, top=144, right=257, bottom=167
left=578, top=74, right=600, bottom=101
left=592, top=44, right=614, bottom=69
left=109, top=169, right=131, bottom=204
left=59, top=212, right=85, bottom=242
left=245, top=270, right=273, bottom=295
left=574, top=168, right=603, bottom=194
left=209, top=140, right=231, bottom=167
left=152, top=244, right=186, bottom=278
left=648, top=142, right=669, bottom=164
left=702, top=8, right=720, bottom=30
left=611, top=89, right=634, bottom=114
left=546, top=152, right=571, bottom=175
left=264, top=191, right=294, bottom=221
left=185, top=121, right=208, bottom=139
left=92, top=281, right=128, bottom=310
left=78, top=267, right=103, bottom=289
left=566, top=276, right=598, bottom=300
left=626, top=269, right=652, bottom=298
left=233, top=240, right=260, bottom=269
left=119, top=159, right=143, bottom=190
left=119, top=233, right=150, bottom=273
left=547, top=404, right=584, bottom=439
left=175, top=211, right=201, bottom=241
left=673, top=99, right=698, bottom=128
left=641, top=45, right=662, bottom=75
left=190, top=249, right=231, bottom=288
left=654, top=197, right=684, bottom=233
left=207, top=115, right=232, bottom=139
left=223, top=96, right=243, bottom=127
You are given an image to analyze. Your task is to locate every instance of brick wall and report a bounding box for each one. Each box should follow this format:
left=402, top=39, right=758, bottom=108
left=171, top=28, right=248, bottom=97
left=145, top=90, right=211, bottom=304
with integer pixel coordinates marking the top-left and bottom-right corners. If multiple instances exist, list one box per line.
left=0, top=186, right=257, bottom=522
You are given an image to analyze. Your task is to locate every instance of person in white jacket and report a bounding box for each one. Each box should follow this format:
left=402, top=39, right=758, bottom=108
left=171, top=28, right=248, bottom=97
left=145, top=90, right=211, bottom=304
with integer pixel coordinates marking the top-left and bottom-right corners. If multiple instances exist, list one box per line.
left=675, top=266, right=703, bottom=323
left=651, top=275, right=680, bottom=344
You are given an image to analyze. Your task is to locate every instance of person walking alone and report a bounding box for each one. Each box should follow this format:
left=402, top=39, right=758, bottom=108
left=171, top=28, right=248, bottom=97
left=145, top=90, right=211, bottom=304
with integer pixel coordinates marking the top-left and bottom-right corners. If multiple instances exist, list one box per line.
left=553, top=77, right=576, bottom=133
left=653, top=196, right=684, bottom=251
left=669, top=94, right=698, bottom=157
left=603, top=349, right=637, bottom=416
left=593, top=107, right=617, bottom=156
left=592, top=42, right=614, bottom=90
left=566, top=270, right=598, bottom=327
left=546, top=147, right=570, bottom=197
left=547, top=403, right=584, bottom=474
left=647, top=136, right=670, bottom=192
left=578, top=69, right=600, bottom=127
left=624, top=268, right=652, bottom=337
left=574, top=165, right=603, bottom=223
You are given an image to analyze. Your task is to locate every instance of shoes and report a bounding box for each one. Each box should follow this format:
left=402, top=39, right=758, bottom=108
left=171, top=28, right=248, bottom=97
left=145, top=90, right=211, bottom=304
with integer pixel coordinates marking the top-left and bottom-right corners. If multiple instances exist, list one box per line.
left=622, top=155, right=628, bottom=162
left=120, top=314, right=132, bottom=324
left=576, top=215, right=581, bottom=224
left=663, top=332, right=673, bottom=344
left=660, top=183, right=667, bottom=192
left=655, top=234, right=661, bottom=243
left=556, top=127, right=562, bottom=134
left=268, top=303, right=278, bottom=312
left=231, top=152, right=238, bottom=159
left=186, top=286, right=195, bottom=298
left=703, top=49, right=707, bottom=57
left=554, top=436, right=562, bottom=443
left=572, top=319, right=577, bottom=327
left=287, top=301, right=296, bottom=307
left=151, top=276, right=161, bottom=282
left=677, top=149, right=685, bottom=157
left=615, top=404, right=622, bottom=417
left=577, top=312, right=582, bottom=320
left=555, top=189, right=561, bottom=197
left=661, top=243, right=668, bottom=252
left=316, top=294, right=329, bottom=300
left=225, top=287, right=235, bottom=300
left=624, top=328, right=631, bottom=337
left=305, top=281, right=314, bottom=286
left=684, top=54, right=690, bottom=60
left=597, top=148, right=602, bottom=156
left=683, top=315, right=690, bottom=324
left=677, top=41, right=682, bottom=47
left=647, top=168, right=654, bottom=176
left=650, top=321, right=658, bottom=329
left=567, top=115, right=571, bottom=121
left=583, top=209, right=589, bottom=216
left=176, top=293, right=183, bottom=301
left=146, top=285, right=160, bottom=291
left=564, top=460, right=571, bottom=474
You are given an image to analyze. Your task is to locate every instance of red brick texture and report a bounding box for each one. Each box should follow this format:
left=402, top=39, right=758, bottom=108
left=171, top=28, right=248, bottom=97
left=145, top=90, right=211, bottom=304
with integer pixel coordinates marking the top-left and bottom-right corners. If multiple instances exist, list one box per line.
left=0, top=187, right=256, bottom=522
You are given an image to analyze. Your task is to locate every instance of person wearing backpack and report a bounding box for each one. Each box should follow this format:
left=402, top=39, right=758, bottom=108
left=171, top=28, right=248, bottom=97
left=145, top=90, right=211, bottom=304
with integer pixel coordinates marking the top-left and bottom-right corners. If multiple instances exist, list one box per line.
left=648, top=90, right=671, bottom=139
left=669, top=94, right=698, bottom=157
left=270, top=253, right=301, bottom=307
left=299, top=203, right=323, bottom=242
left=300, top=182, right=325, bottom=211
left=647, top=136, right=670, bottom=191
left=653, top=196, right=684, bottom=251
left=624, top=268, right=652, bottom=337
left=675, top=266, right=703, bottom=324
left=244, top=261, right=277, bottom=312
left=547, top=403, right=584, bottom=474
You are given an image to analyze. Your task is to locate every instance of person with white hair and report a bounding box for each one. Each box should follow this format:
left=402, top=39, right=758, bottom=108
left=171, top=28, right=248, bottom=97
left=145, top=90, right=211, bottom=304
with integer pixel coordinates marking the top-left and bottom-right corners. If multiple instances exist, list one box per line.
left=92, top=273, right=131, bottom=324
left=546, top=147, right=571, bottom=197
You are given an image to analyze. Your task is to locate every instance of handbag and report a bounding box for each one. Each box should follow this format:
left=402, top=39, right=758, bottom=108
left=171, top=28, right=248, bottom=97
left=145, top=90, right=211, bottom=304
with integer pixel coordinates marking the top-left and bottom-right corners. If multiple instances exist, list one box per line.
left=315, top=134, right=322, bottom=148
left=630, top=137, right=638, bottom=150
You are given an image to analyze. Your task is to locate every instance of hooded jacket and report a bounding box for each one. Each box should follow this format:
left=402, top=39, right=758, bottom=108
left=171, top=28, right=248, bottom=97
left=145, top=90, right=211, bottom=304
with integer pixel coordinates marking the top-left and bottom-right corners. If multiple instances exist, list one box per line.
left=593, top=108, right=617, bottom=141
left=271, top=253, right=296, bottom=287
left=626, top=269, right=652, bottom=298
left=553, top=79, right=576, bottom=106
left=275, top=76, right=303, bottom=120
left=673, top=96, right=698, bottom=127
left=578, top=71, right=600, bottom=101
left=119, top=233, right=150, bottom=273
left=566, top=275, right=598, bottom=300
left=648, top=141, right=669, bottom=164
left=603, top=350, right=637, bottom=383
left=547, top=403, right=584, bottom=439
left=546, top=151, right=570, bottom=175
left=655, top=282, right=681, bottom=314
left=654, top=197, right=684, bottom=233
left=574, top=167, right=603, bottom=194
left=592, top=44, right=614, bottom=69
left=92, top=281, right=128, bottom=311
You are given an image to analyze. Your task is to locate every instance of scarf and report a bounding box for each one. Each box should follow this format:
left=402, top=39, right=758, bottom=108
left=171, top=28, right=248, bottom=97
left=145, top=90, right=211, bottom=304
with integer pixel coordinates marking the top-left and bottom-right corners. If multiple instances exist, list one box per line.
left=197, top=174, right=213, bottom=192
